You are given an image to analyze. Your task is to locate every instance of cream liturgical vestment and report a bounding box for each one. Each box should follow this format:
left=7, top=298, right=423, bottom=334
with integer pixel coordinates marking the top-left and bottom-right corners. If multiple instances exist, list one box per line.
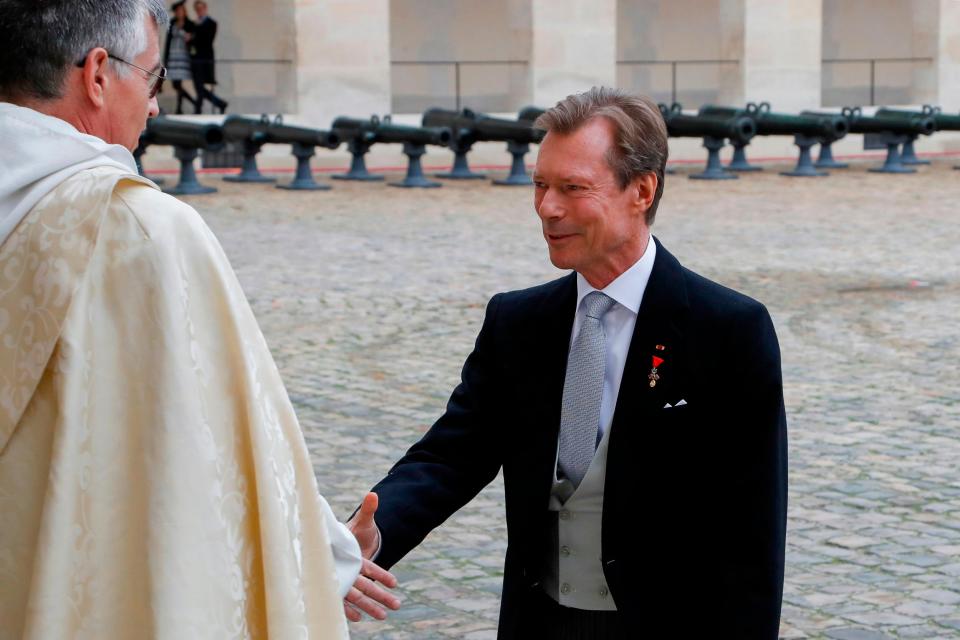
left=0, top=104, right=358, bottom=639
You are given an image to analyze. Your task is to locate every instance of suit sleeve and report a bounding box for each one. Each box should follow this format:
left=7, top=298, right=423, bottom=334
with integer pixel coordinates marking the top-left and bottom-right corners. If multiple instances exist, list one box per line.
left=369, top=294, right=507, bottom=569
left=723, top=303, right=787, bottom=639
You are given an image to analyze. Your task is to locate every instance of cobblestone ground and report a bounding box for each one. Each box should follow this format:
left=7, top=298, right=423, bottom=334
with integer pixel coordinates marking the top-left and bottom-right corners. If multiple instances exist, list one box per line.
left=180, top=159, right=960, bottom=639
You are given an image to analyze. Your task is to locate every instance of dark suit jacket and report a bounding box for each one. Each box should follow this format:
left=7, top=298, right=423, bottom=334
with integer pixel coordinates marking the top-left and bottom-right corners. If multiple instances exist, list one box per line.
left=371, top=238, right=787, bottom=639
left=189, top=16, right=217, bottom=84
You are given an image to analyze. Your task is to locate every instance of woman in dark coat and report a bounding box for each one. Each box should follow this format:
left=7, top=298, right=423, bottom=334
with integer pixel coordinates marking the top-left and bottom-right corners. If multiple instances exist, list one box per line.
left=163, top=1, right=196, bottom=114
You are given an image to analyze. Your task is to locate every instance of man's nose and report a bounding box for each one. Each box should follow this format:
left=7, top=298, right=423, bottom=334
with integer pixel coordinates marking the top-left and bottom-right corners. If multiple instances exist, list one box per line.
left=147, top=95, right=160, bottom=118
left=536, top=188, right=563, bottom=220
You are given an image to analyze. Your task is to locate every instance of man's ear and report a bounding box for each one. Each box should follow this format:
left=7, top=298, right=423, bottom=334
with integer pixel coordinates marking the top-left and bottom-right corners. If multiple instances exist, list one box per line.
left=632, top=172, right=658, bottom=216
left=80, top=48, right=110, bottom=108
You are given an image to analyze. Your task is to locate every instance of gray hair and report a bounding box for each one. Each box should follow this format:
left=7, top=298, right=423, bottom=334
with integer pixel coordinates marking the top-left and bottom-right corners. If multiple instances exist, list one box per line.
left=535, top=87, right=669, bottom=226
left=0, top=0, right=167, bottom=101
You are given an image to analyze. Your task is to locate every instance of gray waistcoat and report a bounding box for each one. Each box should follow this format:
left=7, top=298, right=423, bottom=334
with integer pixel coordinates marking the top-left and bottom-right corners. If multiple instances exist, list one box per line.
left=542, top=425, right=616, bottom=610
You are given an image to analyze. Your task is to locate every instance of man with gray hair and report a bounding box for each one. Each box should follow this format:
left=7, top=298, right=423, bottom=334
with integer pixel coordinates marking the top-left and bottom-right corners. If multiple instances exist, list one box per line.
left=0, top=1, right=398, bottom=636
left=349, top=87, right=787, bottom=638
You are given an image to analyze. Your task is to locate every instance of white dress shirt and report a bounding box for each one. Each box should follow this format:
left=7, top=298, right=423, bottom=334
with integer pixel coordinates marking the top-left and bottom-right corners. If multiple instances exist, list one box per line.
left=568, top=238, right=657, bottom=441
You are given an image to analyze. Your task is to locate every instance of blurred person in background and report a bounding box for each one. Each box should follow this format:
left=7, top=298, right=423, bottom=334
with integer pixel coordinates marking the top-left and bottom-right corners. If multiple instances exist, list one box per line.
left=162, top=0, right=196, bottom=113
left=189, top=0, right=227, bottom=114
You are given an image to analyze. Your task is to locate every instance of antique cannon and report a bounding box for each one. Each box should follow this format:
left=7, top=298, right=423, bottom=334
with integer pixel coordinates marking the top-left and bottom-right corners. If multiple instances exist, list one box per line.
left=137, top=117, right=225, bottom=195
left=421, top=107, right=545, bottom=184
left=696, top=104, right=764, bottom=172
left=842, top=106, right=936, bottom=173
left=658, top=103, right=756, bottom=180
left=800, top=109, right=854, bottom=169
left=874, top=105, right=951, bottom=165
left=221, top=115, right=340, bottom=189
left=332, top=116, right=453, bottom=187
left=701, top=103, right=850, bottom=177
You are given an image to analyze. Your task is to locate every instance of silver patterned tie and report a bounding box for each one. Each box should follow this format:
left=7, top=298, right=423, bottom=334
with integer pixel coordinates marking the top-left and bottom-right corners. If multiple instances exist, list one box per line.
left=557, top=291, right=617, bottom=488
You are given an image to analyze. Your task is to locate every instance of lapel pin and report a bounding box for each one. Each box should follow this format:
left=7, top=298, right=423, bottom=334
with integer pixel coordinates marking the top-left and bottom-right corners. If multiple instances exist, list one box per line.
left=655, top=344, right=666, bottom=351
left=648, top=355, right=664, bottom=388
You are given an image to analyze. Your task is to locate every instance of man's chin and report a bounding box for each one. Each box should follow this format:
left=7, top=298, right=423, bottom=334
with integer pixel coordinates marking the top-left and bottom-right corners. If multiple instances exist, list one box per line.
left=546, top=249, right=574, bottom=272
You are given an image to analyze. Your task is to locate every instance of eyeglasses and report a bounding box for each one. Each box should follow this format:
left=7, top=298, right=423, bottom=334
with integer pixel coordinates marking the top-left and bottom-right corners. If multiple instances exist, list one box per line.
left=74, top=51, right=167, bottom=99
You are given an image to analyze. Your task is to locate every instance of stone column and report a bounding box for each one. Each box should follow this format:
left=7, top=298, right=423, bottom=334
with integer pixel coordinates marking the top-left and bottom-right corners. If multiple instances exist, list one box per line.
left=293, top=0, right=391, bottom=125
left=529, top=0, right=617, bottom=107
left=936, top=0, right=960, bottom=107
left=740, top=0, right=821, bottom=111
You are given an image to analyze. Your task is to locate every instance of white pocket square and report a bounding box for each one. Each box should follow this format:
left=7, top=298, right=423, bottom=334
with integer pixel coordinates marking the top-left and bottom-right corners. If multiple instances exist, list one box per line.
left=663, top=399, right=688, bottom=409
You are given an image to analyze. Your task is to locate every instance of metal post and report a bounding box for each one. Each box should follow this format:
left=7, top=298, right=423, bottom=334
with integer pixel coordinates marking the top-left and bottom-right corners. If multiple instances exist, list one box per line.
left=455, top=63, right=461, bottom=111
left=671, top=62, right=677, bottom=106
left=869, top=60, right=875, bottom=106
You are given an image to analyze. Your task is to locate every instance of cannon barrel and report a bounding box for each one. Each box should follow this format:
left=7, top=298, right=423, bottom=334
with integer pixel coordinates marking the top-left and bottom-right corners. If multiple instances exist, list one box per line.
left=331, top=118, right=378, bottom=145
left=222, top=115, right=270, bottom=143
left=842, top=107, right=935, bottom=135
left=932, top=111, right=960, bottom=131
left=752, top=106, right=847, bottom=139
left=223, top=115, right=339, bottom=148
left=701, top=103, right=847, bottom=139
left=659, top=105, right=755, bottom=144
left=332, top=116, right=451, bottom=146
left=422, top=108, right=545, bottom=144
left=144, top=117, right=225, bottom=151
left=875, top=107, right=960, bottom=132
left=265, top=123, right=340, bottom=148
left=698, top=105, right=751, bottom=120
left=518, top=105, right=546, bottom=122
left=375, top=123, right=451, bottom=146
left=332, top=116, right=375, bottom=132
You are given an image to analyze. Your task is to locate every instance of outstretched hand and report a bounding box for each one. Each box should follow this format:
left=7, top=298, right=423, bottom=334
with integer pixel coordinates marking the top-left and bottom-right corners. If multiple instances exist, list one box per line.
left=347, top=492, right=381, bottom=559
left=343, top=558, right=400, bottom=622
left=344, top=493, right=399, bottom=622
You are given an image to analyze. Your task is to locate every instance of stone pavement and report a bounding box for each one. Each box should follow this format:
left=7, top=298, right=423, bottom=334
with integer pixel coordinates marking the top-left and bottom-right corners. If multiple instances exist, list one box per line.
left=181, top=159, right=960, bottom=639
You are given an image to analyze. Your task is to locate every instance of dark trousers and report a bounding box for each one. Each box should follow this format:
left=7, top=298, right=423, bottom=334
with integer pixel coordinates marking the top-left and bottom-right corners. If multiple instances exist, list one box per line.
left=517, top=588, right=627, bottom=639
left=191, top=60, right=227, bottom=114
left=194, top=83, right=227, bottom=114
left=171, top=80, right=196, bottom=114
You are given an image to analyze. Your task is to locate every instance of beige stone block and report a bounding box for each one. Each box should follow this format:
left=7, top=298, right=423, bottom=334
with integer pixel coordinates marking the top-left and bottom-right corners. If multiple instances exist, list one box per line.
left=294, top=0, right=391, bottom=124
left=938, top=0, right=960, bottom=106
left=531, top=0, right=616, bottom=105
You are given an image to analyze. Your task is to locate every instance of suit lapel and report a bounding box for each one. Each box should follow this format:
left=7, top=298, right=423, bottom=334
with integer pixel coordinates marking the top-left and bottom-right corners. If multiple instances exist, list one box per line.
left=602, top=239, right=691, bottom=541
left=527, top=273, right=577, bottom=486
left=611, top=237, right=690, bottom=425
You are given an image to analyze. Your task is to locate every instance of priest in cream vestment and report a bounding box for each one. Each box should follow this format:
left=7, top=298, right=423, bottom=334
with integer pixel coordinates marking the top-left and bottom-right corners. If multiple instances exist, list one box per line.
left=0, top=0, right=397, bottom=637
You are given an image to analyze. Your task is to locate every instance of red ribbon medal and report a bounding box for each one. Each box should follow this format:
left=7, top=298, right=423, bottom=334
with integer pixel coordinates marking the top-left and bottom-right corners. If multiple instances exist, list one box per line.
left=649, top=356, right=664, bottom=388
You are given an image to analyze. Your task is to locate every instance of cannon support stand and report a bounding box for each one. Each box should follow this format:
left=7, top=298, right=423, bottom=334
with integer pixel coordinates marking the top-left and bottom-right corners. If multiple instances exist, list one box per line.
left=390, top=143, right=442, bottom=188
left=690, top=137, right=737, bottom=180
left=164, top=147, right=217, bottom=195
